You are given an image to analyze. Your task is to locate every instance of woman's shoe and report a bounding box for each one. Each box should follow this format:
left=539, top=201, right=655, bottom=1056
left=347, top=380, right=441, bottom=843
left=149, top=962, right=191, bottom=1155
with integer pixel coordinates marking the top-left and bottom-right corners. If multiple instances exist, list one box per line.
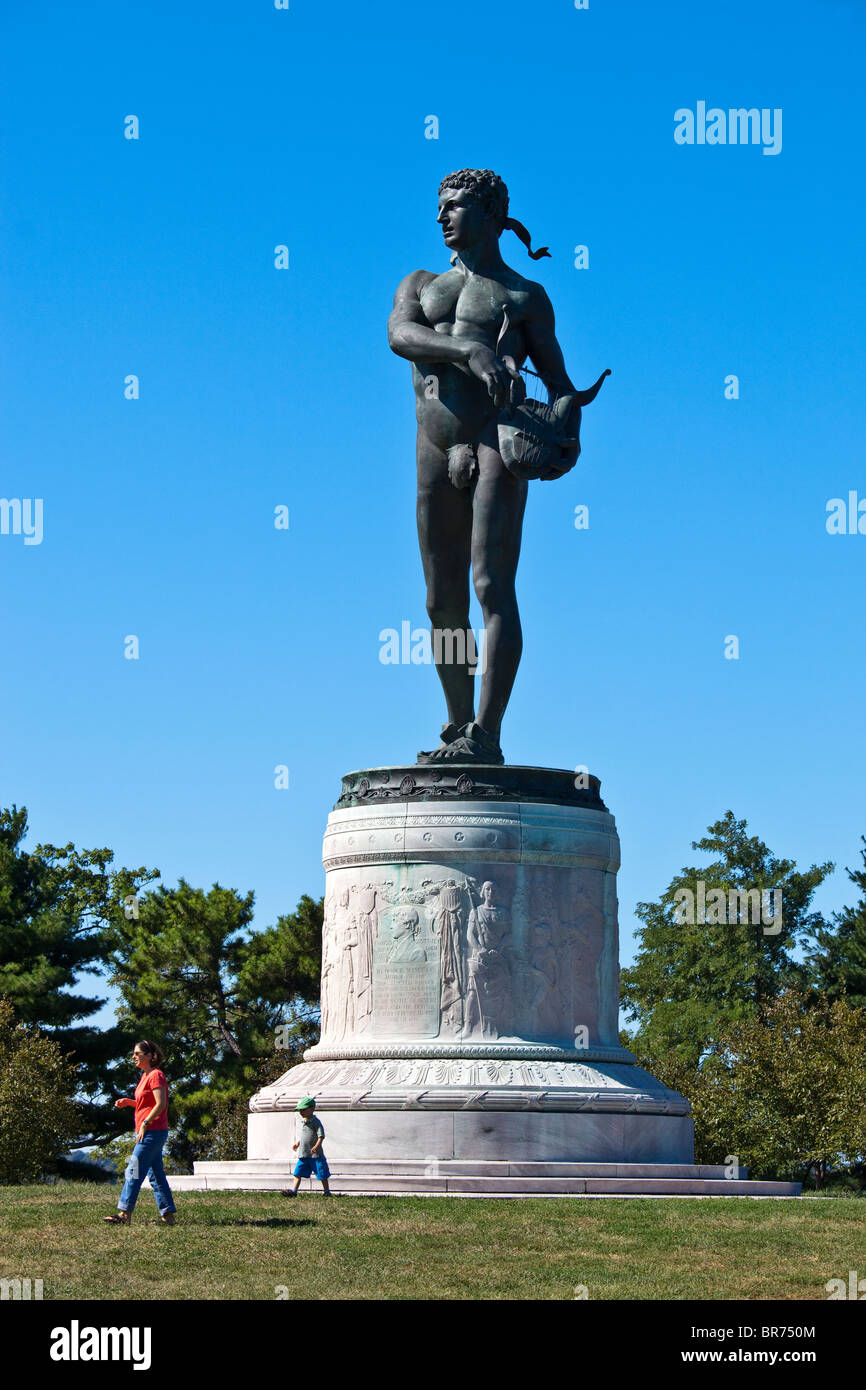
left=160, top=1213, right=176, bottom=1226
left=103, top=1211, right=132, bottom=1224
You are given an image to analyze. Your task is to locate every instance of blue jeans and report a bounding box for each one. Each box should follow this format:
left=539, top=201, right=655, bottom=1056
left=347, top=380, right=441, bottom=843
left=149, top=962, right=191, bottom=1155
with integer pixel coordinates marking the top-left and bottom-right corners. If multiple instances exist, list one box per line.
left=118, top=1130, right=176, bottom=1216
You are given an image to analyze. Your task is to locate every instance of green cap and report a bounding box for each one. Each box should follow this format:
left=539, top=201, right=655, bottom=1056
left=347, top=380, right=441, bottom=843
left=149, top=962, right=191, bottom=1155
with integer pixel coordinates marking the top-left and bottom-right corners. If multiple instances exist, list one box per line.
left=295, top=1096, right=316, bottom=1111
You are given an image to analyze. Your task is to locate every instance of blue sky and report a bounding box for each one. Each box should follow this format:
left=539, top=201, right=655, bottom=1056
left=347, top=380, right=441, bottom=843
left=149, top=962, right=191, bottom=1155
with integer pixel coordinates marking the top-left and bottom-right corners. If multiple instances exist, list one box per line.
left=1, top=0, right=864, bottom=1027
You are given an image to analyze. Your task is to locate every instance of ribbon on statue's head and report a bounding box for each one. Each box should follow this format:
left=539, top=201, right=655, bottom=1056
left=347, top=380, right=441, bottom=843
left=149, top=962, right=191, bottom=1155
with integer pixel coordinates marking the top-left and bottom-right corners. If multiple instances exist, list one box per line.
left=504, top=217, right=551, bottom=260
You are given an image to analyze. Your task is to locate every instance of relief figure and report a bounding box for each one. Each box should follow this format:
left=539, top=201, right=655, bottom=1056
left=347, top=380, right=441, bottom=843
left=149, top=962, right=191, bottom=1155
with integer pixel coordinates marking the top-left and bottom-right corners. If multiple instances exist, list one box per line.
left=430, top=878, right=465, bottom=1032
left=528, top=922, right=563, bottom=1038
left=386, top=906, right=427, bottom=964
left=464, top=879, right=512, bottom=1039
left=352, top=881, right=379, bottom=1031
left=320, top=908, right=340, bottom=1036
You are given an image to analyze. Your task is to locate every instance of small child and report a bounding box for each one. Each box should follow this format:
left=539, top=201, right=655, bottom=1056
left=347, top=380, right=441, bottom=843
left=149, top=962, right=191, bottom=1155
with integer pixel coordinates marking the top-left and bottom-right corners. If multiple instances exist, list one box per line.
left=281, top=1096, right=331, bottom=1197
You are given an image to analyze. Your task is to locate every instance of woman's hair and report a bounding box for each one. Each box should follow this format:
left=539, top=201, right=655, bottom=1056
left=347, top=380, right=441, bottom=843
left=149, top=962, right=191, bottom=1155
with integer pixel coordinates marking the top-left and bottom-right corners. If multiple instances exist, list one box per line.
left=135, top=1039, right=164, bottom=1065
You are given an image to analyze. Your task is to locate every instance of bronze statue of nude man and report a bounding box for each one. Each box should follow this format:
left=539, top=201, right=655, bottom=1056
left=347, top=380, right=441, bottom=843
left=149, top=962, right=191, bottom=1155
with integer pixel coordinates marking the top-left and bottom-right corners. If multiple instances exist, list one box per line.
left=388, top=168, right=607, bottom=766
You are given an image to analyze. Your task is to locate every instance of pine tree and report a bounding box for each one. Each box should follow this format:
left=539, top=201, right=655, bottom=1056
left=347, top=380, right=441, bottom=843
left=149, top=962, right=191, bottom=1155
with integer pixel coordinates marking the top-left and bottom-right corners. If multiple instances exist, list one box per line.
left=0, top=805, right=158, bottom=1144
left=108, top=881, right=322, bottom=1165
left=808, top=837, right=866, bottom=1008
left=621, top=811, right=833, bottom=1068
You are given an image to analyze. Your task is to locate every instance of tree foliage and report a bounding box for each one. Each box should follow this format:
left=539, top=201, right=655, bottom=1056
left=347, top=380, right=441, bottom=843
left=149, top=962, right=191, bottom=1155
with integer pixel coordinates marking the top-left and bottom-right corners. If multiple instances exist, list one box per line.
left=621, top=811, right=833, bottom=1067
left=108, top=881, right=322, bottom=1165
left=0, top=997, right=80, bottom=1183
left=0, top=806, right=159, bottom=1144
left=808, top=836, right=866, bottom=1009
left=197, top=1043, right=312, bottom=1163
left=671, top=993, right=866, bottom=1185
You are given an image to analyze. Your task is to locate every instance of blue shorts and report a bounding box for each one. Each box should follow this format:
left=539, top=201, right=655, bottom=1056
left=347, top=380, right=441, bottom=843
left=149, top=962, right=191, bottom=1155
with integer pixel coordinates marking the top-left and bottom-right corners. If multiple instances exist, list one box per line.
left=293, top=1155, right=330, bottom=1181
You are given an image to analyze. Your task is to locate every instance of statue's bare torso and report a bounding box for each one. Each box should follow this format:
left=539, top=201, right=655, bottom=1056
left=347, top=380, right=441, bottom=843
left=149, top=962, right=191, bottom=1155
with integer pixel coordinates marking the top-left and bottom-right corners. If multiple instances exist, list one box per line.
left=409, top=265, right=538, bottom=450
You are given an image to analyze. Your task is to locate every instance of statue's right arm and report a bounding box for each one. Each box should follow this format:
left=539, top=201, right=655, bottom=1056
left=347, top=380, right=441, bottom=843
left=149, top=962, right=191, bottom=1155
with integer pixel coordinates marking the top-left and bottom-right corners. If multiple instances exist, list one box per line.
left=387, top=270, right=473, bottom=366
left=388, top=272, right=520, bottom=404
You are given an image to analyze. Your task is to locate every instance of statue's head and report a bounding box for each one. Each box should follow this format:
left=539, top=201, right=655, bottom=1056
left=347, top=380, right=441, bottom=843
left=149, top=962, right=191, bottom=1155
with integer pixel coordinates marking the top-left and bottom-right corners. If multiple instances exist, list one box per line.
left=438, top=169, right=509, bottom=251
left=437, top=169, right=550, bottom=262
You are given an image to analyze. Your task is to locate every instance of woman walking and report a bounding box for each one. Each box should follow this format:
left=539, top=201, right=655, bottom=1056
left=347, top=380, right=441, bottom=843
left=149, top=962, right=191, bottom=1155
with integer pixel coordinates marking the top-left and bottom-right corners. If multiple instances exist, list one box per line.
left=104, top=1040, right=177, bottom=1226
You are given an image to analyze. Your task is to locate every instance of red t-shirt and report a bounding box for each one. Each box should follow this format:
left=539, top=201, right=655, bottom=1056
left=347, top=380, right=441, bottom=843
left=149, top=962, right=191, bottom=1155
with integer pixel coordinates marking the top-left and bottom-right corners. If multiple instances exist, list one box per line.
left=134, top=1068, right=169, bottom=1132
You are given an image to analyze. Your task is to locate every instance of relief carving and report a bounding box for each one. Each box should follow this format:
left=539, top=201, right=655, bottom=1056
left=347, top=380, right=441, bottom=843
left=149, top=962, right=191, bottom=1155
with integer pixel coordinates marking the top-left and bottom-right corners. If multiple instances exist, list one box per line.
left=428, top=878, right=466, bottom=1033
left=320, top=860, right=609, bottom=1049
left=385, top=905, right=427, bottom=963
left=264, top=1057, right=663, bottom=1106
left=320, top=894, right=340, bottom=1037
left=464, top=880, right=512, bottom=1040
left=350, top=881, right=380, bottom=1032
left=519, top=922, right=564, bottom=1039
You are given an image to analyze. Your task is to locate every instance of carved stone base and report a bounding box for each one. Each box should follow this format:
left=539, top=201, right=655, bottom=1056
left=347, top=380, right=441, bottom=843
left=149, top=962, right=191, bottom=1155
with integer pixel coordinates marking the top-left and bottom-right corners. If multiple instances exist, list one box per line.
left=248, top=767, right=694, bottom=1169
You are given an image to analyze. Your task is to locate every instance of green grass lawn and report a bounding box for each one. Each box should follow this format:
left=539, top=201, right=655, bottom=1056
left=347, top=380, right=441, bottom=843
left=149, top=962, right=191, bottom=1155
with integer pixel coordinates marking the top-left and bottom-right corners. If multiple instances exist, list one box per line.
left=1, top=1185, right=864, bottom=1300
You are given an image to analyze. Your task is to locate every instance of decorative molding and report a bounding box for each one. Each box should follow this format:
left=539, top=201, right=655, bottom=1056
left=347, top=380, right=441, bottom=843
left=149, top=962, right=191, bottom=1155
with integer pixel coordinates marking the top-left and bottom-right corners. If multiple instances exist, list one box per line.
left=336, top=764, right=607, bottom=812
left=250, top=1052, right=691, bottom=1117
left=304, top=1042, right=634, bottom=1063
left=252, top=1093, right=691, bottom=1116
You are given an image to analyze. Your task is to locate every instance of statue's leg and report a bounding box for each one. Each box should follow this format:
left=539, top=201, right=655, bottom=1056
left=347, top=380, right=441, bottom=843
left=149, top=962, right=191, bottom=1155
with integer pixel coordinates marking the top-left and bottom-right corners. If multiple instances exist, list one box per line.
left=470, top=440, right=528, bottom=742
left=416, top=434, right=475, bottom=729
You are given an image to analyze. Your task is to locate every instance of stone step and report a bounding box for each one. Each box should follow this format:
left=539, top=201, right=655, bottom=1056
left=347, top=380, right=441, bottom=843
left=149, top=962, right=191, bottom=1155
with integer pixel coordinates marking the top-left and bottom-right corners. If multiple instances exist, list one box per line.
left=344, top=1161, right=748, bottom=1179
left=193, top=1160, right=747, bottom=1179
left=157, top=1165, right=799, bottom=1198
left=326, top=1176, right=799, bottom=1197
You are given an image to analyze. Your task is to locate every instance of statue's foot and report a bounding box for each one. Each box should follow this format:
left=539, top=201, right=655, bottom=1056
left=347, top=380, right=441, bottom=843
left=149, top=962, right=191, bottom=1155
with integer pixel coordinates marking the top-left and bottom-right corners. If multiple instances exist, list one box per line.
left=416, top=722, right=462, bottom=763
left=425, top=721, right=504, bottom=766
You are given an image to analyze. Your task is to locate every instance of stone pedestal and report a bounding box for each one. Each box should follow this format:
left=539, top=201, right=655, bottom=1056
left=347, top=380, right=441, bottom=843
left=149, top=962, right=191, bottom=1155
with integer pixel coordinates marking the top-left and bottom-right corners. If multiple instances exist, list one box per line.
left=247, top=764, right=694, bottom=1165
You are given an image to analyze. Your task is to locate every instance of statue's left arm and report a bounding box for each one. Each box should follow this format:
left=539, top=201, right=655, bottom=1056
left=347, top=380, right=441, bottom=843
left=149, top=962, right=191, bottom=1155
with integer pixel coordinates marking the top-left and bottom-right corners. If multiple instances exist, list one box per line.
left=523, top=286, right=582, bottom=480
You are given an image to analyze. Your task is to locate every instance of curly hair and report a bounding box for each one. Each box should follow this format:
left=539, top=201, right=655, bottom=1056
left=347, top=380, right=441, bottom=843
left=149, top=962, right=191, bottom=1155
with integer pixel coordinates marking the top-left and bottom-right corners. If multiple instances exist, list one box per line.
left=438, top=169, right=509, bottom=231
